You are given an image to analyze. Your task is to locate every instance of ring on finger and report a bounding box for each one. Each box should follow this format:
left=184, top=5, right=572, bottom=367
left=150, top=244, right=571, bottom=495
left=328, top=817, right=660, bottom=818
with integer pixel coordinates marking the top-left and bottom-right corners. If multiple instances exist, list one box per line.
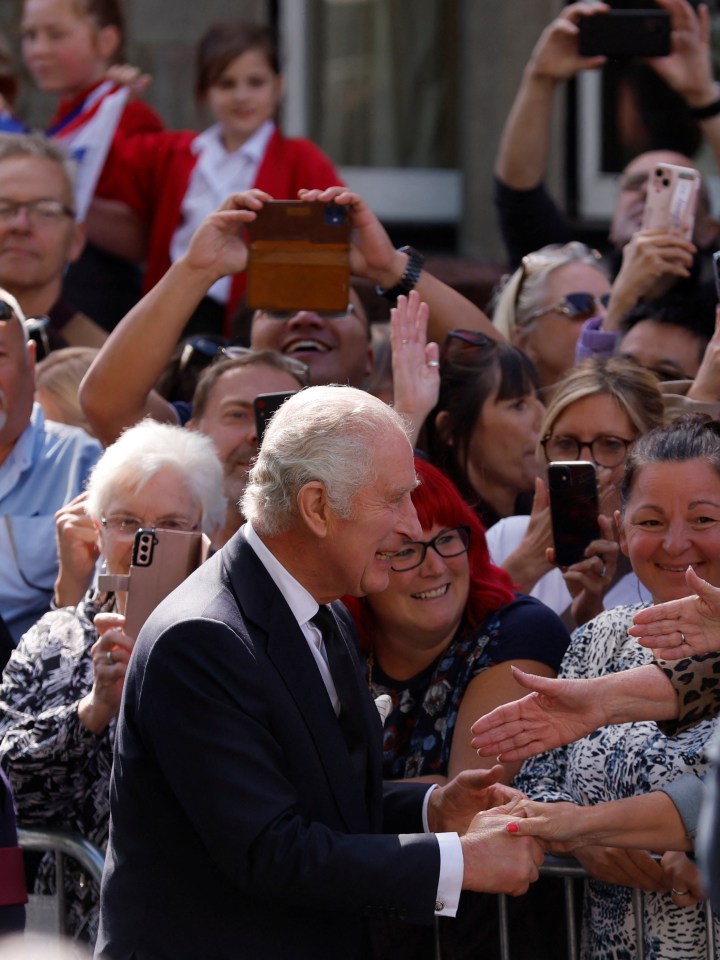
left=426, top=359, right=440, bottom=368
left=671, top=887, right=689, bottom=896
left=599, top=563, right=607, bottom=578
left=106, top=650, right=114, bottom=665
left=680, top=632, right=686, bottom=645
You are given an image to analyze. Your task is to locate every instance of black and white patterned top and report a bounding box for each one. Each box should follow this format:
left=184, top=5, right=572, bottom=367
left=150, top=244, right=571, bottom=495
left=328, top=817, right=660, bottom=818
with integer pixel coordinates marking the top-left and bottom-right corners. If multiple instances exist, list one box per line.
left=0, top=592, right=116, bottom=943
left=515, top=603, right=720, bottom=960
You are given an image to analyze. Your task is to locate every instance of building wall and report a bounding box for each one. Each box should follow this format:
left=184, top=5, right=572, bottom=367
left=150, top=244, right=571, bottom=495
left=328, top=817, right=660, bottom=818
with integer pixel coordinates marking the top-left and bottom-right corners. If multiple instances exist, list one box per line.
left=0, top=1, right=564, bottom=263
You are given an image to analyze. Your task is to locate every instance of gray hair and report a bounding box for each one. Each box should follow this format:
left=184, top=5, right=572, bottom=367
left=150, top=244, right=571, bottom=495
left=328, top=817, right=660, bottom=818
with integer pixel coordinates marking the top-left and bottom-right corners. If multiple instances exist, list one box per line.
left=84, top=419, right=227, bottom=535
left=0, top=132, right=76, bottom=199
left=242, top=385, right=411, bottom=536
left=491, top=242, right=605, bottom=339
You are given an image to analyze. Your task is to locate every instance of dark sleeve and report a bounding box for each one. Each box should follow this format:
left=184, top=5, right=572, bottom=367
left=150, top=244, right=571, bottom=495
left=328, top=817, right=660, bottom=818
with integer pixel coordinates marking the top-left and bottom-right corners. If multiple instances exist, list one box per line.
left=493, top=175, right=573, bottom=269
left=488, top=595, right=570, bottom=672
left=655, top=654, right=720, bottom=736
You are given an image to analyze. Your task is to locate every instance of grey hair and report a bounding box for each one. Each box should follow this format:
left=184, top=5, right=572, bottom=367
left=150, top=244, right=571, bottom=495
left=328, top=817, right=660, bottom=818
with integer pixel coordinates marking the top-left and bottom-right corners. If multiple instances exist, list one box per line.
left=491, top=242, right=605, bottom=339
left=242, top=385, right=411, bottom=537
left=0, top=132, right=76, bottom=200
left=84, top=419, right=227, bottom=535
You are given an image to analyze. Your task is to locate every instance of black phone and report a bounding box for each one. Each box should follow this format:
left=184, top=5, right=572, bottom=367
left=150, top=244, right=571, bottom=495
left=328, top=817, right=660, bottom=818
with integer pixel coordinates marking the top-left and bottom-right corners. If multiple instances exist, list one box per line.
left=254, top=391, right=297, bottom=444
left=547, top=461, right=601, bottom=568
left=578, top=10, right=671, bottom=58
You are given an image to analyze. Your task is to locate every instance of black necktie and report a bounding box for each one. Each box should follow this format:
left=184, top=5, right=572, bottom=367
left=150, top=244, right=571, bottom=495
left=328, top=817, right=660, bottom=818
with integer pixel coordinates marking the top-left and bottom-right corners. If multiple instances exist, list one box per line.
left=312, top=605, right=368, bottom=788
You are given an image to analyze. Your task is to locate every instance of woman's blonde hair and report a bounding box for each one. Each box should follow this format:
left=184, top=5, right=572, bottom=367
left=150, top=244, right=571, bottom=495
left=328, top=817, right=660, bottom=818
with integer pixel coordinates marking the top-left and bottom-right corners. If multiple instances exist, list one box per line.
left=35, top=347, right=99, bottom=433
left=540, top=357, right=665, bottom=451
left=491, top=242, right=606, bottom=340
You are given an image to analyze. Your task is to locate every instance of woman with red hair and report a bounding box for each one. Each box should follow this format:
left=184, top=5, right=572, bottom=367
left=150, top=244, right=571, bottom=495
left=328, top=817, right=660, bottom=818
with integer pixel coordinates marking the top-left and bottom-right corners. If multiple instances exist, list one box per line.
left=343, top=457, right=569, bottom=786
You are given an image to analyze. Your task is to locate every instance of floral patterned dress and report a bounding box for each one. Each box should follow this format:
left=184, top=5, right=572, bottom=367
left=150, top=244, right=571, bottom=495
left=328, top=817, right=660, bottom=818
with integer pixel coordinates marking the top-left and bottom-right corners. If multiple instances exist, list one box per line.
left=515, top=603, right=720, bottom=960
left=369, top=594, right=569, bottom=779
left=0, top=591, right=115, bottom=943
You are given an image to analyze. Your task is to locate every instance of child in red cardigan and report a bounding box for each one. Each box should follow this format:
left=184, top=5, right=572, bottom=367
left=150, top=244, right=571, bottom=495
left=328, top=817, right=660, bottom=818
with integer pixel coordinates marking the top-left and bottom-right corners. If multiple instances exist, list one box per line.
left=114, top=20, right=343, bottom=335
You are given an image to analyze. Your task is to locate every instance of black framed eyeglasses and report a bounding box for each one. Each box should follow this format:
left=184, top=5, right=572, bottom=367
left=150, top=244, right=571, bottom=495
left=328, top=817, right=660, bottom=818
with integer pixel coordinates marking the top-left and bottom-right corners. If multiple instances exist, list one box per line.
left=541, top=434, right=634, bottom=468
left=525, top=292, right=610, bottom=324
left=0, top=198, right=75, bottom=224
left=391, top=525, right=471, bottom=573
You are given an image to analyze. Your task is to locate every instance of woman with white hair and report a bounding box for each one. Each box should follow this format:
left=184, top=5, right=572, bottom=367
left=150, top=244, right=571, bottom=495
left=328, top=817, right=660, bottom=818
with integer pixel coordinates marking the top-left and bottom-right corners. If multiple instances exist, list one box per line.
left=491, top=241, right=611, bottom=389
left=0, top=419, right=226, bottom=944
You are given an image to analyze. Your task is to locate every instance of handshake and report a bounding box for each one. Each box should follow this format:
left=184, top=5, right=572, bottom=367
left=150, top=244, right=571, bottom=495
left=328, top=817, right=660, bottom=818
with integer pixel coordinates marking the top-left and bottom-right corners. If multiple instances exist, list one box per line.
left=426, top=765, right=547, bottom=897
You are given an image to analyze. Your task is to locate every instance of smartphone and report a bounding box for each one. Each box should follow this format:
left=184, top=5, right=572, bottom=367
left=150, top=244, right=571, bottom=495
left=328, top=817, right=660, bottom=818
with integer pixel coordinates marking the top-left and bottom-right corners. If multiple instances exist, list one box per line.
left=641, top=162, right=701, bottom=241
left=246, top=201, right=351, bottom=314
left=547, top=461, right=601, bottom=568
left=578, top=10, right=671, bottom=58
left=98, top=528, right=209, bottom=638
left=253, top=390, right=297, bottom=445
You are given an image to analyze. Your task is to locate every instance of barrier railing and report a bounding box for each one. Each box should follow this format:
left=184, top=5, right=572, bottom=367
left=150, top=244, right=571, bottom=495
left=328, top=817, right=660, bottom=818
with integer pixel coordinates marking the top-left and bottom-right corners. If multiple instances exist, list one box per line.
left=17, top=828, right=105, bottom=938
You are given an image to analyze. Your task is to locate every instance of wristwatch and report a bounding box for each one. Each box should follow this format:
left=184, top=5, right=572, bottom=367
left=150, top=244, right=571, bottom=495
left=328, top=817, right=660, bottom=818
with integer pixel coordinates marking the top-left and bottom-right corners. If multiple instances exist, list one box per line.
left=376, top=245, right=425, bottom=301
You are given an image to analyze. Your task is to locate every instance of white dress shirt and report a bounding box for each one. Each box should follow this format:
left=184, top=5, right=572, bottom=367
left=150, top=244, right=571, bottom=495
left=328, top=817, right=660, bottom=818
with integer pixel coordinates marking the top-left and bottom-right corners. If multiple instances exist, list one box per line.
left=170, top=119, right=276, bottom=305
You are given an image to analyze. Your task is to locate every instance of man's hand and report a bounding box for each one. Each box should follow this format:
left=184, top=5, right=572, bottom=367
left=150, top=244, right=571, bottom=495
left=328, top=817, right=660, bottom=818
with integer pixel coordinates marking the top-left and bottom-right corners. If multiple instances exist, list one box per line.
left=182, top=189, right=273, bottom=284
left=603, top=229, right=695, bottom=330
left=470, top=669, right=608, bottom=762
left=648, top=0, right=717, bottom=110
left=426, top=765, right=523, bottom=834
left=297, top=186, right=405, bottom=289
left=527, top=2, right=609, bottom=83
left=460, top=811, right=546, bottom=896
left=630, top=565, right=720, bottom=657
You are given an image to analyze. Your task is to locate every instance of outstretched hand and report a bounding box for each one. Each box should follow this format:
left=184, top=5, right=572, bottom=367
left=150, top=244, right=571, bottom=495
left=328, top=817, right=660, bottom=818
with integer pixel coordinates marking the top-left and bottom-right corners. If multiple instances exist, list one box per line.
left=470, top=668, right=607, bottom=762
left=629, top=565, right=720, bottom=657
left=426, top=765, right=524, bottom=835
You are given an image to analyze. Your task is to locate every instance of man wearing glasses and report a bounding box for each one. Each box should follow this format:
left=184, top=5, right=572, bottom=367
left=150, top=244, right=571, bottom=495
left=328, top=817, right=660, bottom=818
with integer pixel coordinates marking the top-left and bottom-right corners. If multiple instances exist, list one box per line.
left=0, top=133, right=107, bottom=355
left=0, top=292, right=100, bottom=649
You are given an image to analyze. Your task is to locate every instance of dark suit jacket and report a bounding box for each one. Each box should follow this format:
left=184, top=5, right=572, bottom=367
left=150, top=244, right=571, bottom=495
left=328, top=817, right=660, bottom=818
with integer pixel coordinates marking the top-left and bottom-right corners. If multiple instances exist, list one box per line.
left=95, top=530, right=440, bottom=960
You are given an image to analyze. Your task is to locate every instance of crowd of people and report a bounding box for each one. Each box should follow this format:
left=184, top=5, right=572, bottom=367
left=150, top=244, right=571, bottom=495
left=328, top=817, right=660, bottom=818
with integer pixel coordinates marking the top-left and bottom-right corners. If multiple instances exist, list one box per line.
left=0, top=0, right=720, bottom=957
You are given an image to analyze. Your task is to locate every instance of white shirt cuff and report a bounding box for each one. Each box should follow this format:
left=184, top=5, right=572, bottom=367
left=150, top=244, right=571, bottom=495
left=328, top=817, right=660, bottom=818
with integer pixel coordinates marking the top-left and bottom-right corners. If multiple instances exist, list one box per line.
left=423, top=785, right=463, bottom=917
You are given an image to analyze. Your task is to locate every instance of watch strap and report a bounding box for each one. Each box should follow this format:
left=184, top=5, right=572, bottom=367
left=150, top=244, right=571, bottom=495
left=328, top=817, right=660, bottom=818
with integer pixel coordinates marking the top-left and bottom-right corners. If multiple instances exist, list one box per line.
left=376, top=246, right=425, bottom=301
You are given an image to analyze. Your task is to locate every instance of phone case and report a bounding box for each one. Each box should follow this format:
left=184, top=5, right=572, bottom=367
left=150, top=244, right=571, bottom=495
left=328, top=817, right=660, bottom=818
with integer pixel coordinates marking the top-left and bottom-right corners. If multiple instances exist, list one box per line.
left=246, top=201, right=351, bottom=313
left=642, top=163, right=701, bottom=241
left=578, top=11, right=671, bottom=58
left=98, top=528, right=210, bottom=638
left=547, top=461, right=600, bottom=568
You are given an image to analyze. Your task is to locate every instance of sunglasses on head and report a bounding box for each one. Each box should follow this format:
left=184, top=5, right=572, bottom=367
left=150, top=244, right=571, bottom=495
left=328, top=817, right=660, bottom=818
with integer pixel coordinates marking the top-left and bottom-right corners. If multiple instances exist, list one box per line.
left=525, top=292, right=610, bottom=324
left=177, top=337, right=310, bottom=383
left=441, top=329, right=497, bottom=365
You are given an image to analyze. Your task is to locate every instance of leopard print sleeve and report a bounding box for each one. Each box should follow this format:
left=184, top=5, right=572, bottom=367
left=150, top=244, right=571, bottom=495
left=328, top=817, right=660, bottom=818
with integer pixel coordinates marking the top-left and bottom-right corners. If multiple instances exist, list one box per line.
left=656, top=653, right=720, bottom=735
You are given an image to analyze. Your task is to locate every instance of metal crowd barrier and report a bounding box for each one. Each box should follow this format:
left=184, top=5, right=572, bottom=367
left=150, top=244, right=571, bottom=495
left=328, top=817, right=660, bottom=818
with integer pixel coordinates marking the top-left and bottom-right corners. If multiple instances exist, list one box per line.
left=493, top=854, right=717, bottom=960
left=18, top=828, right=105, bottom=938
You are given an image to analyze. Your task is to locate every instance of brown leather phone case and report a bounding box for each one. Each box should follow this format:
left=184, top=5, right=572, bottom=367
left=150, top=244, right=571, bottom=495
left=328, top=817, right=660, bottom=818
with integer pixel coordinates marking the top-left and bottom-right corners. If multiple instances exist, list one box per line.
left=246, top=201, right=351, bottom=313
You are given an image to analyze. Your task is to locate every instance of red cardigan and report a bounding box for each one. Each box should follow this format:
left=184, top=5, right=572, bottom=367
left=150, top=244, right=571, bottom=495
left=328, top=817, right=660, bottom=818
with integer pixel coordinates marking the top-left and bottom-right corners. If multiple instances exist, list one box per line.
left=115, top=127, right=343, bottom=319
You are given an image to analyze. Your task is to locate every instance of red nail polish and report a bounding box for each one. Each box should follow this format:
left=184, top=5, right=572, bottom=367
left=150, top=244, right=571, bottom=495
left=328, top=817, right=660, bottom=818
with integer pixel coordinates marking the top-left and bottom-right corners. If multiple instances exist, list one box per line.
left=507, top=822, right=519, bottom=833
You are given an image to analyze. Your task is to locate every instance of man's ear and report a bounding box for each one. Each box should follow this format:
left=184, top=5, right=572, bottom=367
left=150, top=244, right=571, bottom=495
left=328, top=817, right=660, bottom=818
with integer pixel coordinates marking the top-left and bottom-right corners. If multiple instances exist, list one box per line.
left=296, top=481, right=331, bottom=538
left=66, top=220, right=86, bottom=265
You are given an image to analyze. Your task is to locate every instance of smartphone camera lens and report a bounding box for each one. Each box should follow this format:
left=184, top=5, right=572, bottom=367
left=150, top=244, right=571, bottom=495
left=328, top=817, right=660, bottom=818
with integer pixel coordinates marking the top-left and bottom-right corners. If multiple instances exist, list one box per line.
left=324, top=204, right=346, bottom=227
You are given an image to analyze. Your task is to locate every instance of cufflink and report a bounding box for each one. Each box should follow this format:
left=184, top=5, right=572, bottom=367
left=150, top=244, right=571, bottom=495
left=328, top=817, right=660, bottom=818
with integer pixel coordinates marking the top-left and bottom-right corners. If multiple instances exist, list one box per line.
left=435, top=900, right=445, bottom=912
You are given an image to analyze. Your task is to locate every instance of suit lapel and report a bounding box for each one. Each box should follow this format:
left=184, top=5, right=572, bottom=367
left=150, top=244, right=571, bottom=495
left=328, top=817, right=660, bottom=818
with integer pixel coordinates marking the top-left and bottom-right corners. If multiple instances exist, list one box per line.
left=223, top=533, right=374, bottom=832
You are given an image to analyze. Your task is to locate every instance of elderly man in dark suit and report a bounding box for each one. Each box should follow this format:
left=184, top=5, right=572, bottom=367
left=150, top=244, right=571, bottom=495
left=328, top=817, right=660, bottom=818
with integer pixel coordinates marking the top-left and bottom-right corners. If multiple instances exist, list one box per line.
left=95, top=385, right=545, bottom=960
